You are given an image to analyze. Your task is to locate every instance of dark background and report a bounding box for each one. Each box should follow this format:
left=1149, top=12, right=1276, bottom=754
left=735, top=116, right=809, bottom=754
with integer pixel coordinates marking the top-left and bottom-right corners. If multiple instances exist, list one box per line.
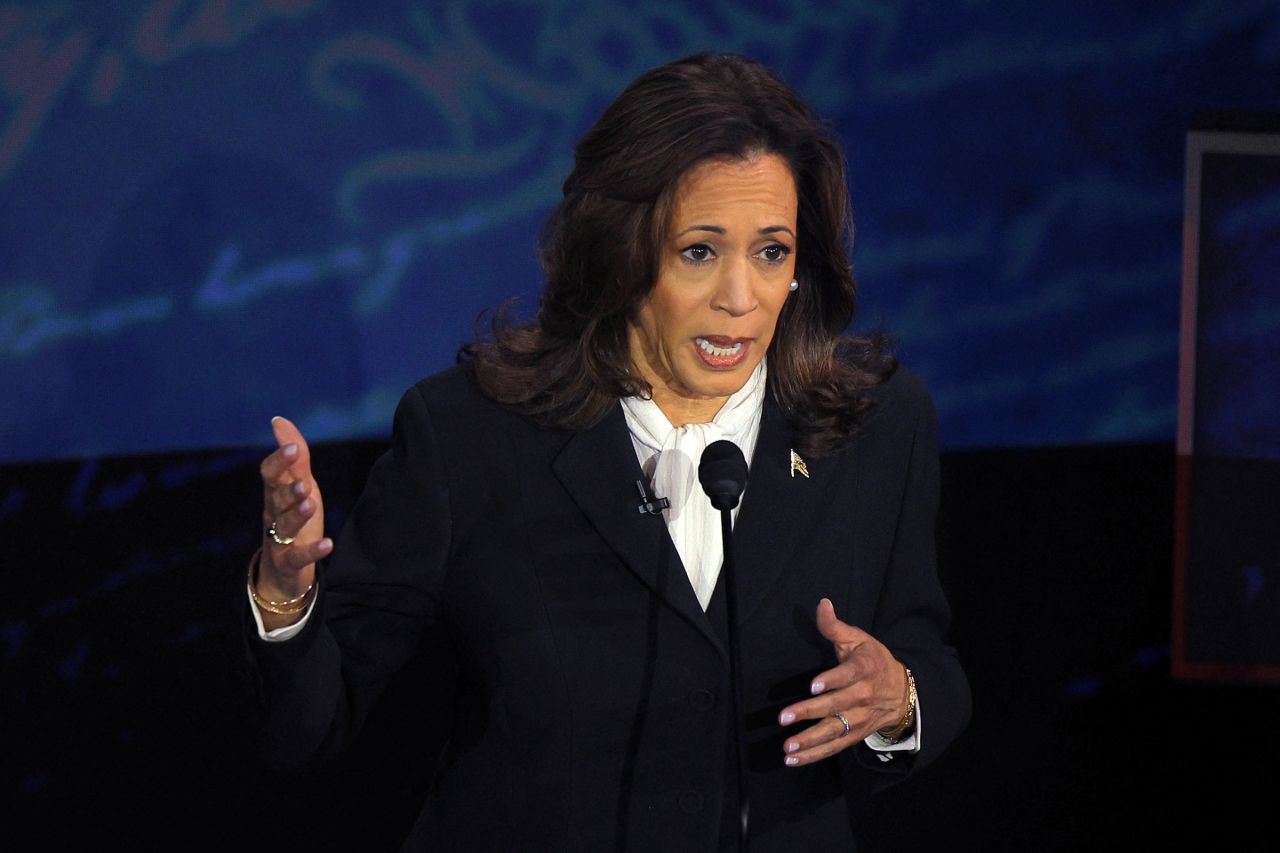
left=4, top=438, right=1276, bottom=851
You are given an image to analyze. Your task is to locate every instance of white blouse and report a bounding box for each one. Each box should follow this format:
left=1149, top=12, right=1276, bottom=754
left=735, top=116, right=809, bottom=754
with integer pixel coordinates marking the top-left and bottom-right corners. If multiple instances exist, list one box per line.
left=619, top=359, right=766, bottom=610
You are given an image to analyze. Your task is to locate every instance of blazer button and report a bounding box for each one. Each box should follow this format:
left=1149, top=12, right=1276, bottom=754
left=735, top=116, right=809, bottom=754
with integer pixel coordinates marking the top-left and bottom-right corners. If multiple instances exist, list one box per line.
left=689, top=688, right=715, bottom=711
left=678, top=789, right=704, bottom=814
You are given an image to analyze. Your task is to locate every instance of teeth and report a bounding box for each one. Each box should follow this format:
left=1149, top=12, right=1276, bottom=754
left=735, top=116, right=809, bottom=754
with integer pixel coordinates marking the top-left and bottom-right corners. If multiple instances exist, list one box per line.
left=695, top=338, right=743, bottom=357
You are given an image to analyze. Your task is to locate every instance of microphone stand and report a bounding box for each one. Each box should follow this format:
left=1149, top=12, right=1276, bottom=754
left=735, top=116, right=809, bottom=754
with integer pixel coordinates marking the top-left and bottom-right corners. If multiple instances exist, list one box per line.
left=717, top=505, right=750, bottom=853
left=699, top=438, right=751, bottom=851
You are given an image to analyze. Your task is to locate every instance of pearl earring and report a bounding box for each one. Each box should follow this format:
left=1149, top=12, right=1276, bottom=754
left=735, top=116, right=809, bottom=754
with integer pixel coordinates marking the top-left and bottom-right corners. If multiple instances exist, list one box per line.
left=789, top=279, right=799, bottom=292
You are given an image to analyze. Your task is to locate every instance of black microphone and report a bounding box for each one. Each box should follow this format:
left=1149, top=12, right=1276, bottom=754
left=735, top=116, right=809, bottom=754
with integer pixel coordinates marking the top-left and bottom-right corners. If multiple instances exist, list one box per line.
left=699, top=439, right=748, bottom=511
left=699, top=439, right=750, bottom=852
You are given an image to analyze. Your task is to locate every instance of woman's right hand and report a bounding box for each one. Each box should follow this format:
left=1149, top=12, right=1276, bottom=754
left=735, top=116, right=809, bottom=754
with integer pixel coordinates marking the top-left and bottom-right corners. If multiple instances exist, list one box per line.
left=254, top=416, right=332, bottom=629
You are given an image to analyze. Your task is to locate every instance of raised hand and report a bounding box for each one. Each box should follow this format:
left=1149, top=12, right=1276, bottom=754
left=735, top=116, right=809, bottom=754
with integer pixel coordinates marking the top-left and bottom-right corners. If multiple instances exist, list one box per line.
left=253, top=416, right=332, bottom=628
left=776, top=598, right=910, bottom=766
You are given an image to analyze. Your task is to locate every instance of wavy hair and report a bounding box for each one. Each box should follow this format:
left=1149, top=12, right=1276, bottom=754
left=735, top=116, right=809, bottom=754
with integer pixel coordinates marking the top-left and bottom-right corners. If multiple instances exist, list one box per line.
left=462, top=52, right=894, bottom=457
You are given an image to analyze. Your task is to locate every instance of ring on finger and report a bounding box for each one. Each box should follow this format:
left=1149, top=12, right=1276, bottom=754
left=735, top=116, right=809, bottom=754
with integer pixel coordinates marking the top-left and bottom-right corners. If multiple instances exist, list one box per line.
left=832, top=711, right=851, bottom=738
left=268, top=519, right=295, bottom=546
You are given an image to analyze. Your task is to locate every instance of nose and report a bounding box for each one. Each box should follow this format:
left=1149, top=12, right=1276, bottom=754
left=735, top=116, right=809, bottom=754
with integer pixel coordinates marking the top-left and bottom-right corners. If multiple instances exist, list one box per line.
left=710, top=259, right=757, bottom=317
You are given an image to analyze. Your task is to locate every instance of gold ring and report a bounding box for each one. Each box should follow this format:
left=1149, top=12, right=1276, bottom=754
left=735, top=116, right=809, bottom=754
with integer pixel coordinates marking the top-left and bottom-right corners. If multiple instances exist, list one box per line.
left=832, top=711, right=851, bottom=737
left=268, top=520, right=295, bottom=546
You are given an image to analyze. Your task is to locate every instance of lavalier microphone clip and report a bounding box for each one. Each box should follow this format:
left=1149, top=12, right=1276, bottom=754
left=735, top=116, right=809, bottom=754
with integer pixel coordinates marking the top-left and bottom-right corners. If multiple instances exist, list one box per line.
left=634, top=479, right=670, bottom=515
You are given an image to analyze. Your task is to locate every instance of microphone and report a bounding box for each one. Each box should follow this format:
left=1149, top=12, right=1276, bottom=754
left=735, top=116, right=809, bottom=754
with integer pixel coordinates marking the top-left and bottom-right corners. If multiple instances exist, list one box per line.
left=634, top=479, right=670, bottom=515
left=699, top=439, right=750, bottom=852
left=698, top=439, right=748, bottom=511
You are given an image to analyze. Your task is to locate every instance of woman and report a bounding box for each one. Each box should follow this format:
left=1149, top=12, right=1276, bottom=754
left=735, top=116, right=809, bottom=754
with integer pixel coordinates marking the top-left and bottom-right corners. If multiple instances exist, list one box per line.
left=244, top=52, right=970, bottom=851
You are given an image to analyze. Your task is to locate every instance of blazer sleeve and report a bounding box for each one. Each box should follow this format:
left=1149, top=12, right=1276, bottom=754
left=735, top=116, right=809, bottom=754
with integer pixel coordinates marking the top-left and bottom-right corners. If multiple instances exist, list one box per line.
left=844, top=370, right=971, bottom=788
left=241, top=382, right=453, bottom=769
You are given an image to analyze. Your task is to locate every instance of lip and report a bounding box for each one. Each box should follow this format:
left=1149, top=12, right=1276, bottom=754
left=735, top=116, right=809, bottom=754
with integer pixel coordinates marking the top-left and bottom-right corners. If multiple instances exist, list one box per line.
left=692, top=336, right=752, bottom=369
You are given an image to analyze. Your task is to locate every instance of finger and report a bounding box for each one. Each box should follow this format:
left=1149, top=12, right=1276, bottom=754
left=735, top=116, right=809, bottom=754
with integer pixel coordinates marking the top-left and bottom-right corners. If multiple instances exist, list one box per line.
left=267, top=494, right=320, bottom=542
left=261, top=482, right=313, bottom=531
left=807, top=653, right=872, bottom=696
left=260, top=416, right=312, bottom=483
left=267, top=478, right=313, bottom=518
left=778, top=680, right=873, bottom=728
left=260, top=442, right=299, bottom=486
left=815, top=597, right=871, bottom=647
left=271, top=415, right=307, bottom=456
left=269, top=537, right=334, bottom=575
left=782, top=714, right=869, bottom=767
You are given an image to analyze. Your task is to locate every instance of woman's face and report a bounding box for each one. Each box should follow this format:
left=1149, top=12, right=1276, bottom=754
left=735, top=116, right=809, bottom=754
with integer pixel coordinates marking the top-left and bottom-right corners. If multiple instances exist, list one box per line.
left=628, top=152, right=798, bottom=425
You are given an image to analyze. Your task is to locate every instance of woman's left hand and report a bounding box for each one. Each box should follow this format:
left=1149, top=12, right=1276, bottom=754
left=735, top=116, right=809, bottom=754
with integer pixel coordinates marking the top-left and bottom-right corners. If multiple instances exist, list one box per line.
left=777, top=598, right=908, bottom=766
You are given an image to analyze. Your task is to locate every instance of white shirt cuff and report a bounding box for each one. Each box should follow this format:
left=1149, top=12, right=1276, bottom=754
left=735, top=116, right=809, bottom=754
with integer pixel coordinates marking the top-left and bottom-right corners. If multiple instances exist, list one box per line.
left=864, top=700, right=922, bottom=754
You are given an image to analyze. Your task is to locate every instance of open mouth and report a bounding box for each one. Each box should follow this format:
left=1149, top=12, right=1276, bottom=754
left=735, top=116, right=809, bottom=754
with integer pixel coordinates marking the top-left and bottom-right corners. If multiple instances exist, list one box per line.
left=694, top=336, right=750, bottom=368
left=696, top=337, right=743, bottom=357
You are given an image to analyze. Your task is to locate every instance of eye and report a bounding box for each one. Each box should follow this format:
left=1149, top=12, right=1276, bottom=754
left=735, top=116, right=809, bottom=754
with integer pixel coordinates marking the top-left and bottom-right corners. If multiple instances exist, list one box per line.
left=758, top=243, right=792, bottom=264
left=680, top=243, right=715, bottom=265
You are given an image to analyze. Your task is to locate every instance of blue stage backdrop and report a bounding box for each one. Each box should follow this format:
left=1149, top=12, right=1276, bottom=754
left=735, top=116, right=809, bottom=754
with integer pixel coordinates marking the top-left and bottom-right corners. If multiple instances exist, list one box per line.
left=3, top=0, right=1279, bottom=462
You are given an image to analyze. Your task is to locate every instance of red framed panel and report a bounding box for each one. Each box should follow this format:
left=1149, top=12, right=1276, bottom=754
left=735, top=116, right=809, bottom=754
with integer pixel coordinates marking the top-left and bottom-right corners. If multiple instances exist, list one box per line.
left=1172, top=118, right=1280, bottom=683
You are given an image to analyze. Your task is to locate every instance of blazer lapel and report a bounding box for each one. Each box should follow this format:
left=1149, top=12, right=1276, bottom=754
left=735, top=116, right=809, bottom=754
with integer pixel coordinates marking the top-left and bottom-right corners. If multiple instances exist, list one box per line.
left=732, top=395, right=844, bottom=623
left=551, top=405, right=725, bottom=655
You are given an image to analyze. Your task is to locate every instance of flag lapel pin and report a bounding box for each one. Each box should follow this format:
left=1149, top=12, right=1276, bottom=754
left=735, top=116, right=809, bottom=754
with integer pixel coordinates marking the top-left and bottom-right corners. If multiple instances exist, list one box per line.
left=790, top=449, right=809, bottom=479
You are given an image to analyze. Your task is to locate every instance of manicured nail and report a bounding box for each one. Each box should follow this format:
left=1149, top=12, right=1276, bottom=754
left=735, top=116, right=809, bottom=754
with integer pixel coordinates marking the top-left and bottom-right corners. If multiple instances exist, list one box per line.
left=786, top=741, right=799, bottom=754
left=810, top=681, right=824, bottom=694
left=292, top=481, right=306, bottom=496
left=283, top=443, right=298, bottom=458
left=785, top=756, right=799, bottom=766
left=298, top=499, right=312, bottom=513
left=318, top=538, right=333, bottom=554
left=271, top=416, right=282, bottom=424
left=779, top=711, right=795, bottom=724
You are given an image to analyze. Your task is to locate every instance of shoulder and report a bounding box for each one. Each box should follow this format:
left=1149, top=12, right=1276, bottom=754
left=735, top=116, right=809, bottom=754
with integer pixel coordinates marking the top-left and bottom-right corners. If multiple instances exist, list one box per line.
left=865, top=363, right=935, bottom=429
left=849, top=363, right=939, bottom=468
left=400, top=362, right=501, bottom=421
left=409, top=361, right=482, bottom=401
left=395, top=362, right=555, bottom=446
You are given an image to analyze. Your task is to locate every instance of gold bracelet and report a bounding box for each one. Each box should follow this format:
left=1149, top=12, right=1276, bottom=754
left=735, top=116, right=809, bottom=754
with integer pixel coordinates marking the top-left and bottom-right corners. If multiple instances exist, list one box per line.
left=876, top=665, right=917, bottom=742
left=251, top=586, right=312, bottom=616
left=247, top=547, right=315, bottom=615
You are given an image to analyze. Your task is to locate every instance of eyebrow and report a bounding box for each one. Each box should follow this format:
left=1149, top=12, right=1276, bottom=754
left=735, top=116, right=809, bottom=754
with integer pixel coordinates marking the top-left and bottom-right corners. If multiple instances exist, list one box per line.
left=674, top=224, right=796, bottom=238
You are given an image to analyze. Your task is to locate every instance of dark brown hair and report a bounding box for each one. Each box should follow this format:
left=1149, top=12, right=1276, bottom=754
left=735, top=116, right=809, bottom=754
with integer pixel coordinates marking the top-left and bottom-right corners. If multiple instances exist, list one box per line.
left=462, top=51, right=894, bottom=457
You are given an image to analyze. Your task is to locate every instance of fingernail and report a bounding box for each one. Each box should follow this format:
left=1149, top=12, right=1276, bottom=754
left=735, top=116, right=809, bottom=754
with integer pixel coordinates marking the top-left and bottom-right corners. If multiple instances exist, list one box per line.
left=785, top=757, right=799, bottom=766
left=299, top=499, right=312, bottom=513
left=292, top=481, right=306, bottom=496
left=810, top=681, right=824, bottom=694
left=779, top=711, right=795, bottom=725
left=786, top=741, right=799, bottom=754
left=271, top=416, right=282, bottom=424
left=318, top=538, right=333, bottom=554
left=283, top=443, right=298, bottom=458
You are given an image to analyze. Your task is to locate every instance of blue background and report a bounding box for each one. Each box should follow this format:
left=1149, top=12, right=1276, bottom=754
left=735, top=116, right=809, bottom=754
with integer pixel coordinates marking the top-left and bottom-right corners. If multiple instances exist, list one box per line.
left=3, top=0, right=1279, bottom=462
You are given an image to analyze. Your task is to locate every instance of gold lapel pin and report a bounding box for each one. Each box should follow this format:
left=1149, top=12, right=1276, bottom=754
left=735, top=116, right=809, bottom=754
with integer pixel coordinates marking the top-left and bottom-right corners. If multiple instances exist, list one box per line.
left=790, top=449, right=809, bottom=479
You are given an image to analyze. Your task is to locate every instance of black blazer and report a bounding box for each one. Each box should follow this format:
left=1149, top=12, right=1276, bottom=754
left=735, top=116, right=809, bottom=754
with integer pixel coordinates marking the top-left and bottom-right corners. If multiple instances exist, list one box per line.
left=244, top=363, right=970, bottom=852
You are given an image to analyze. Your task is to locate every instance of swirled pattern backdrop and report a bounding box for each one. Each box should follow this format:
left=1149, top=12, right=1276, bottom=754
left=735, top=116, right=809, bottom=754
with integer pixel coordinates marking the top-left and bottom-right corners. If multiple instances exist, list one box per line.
left=2, top=0, right=1279, bottom=461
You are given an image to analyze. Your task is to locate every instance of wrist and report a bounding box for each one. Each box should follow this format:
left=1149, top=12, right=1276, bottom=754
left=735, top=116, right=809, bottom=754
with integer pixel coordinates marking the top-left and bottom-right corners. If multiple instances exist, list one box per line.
left=247, top=548, right=315, bottom=618
left=876, top=664, right=916, bottom=742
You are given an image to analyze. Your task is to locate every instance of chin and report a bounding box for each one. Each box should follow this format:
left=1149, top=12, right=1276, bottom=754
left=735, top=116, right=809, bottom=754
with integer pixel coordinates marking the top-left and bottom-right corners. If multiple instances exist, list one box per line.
left=680, top=358, right=761, bottom=398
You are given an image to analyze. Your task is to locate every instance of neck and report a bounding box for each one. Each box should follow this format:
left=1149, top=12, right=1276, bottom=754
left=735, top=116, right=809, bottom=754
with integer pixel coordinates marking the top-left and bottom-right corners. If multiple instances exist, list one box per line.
left=647, top=384, right=726, bottom=428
